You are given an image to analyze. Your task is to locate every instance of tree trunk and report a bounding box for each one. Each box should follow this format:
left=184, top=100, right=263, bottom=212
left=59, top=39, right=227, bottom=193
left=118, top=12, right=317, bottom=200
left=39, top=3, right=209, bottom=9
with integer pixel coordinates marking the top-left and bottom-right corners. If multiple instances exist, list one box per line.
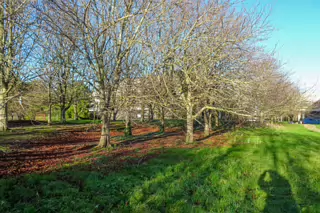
left=185, top=90, right=193, bottom=143
left=204, top=110, right=210, bottom=137
left=160, top=106, right=165, bottom=133
left=48, top=83, right=52, bottom=125
left=186, top=104, right=193, bottom=143
left=74, top=102, right=79, bottom=120
left=0, top=87, right=8, bottom=131
left=141, top=104, right=145, bottom=122
left=98, top=111, right=111, bottom=147
left=148, top=104, right=154, bottom=121
left=48, top=104, right=52, bottom=125
left=0, top=4, right=7, bottom=132
left=61, top=107, right=66, bottom=123
left=124, top=109, right=132, bottom=136
left=208, top=111, right=212, bottom=130
left=214, top=110, right=219, bottom=127
left=260, top=112, right=264, bottom=125
left=112, top=108, right=118, bottom=121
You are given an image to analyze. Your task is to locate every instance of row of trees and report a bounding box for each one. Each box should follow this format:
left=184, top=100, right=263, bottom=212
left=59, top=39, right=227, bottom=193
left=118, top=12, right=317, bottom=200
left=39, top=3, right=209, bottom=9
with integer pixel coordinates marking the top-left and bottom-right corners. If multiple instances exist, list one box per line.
left=0, top=0, right=306, bottom=146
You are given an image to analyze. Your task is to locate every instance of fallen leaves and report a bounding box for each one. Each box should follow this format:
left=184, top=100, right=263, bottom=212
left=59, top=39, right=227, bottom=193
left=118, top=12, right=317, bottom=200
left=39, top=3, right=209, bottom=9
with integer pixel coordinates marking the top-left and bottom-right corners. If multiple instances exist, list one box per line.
left=0, top=125, right=229, bottom=177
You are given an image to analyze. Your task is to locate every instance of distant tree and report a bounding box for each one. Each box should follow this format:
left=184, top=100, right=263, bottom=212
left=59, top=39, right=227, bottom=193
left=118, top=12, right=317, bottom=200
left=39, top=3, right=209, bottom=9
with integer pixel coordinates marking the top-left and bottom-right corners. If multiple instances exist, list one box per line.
left=8, top=80, right=47, bottom=121
left=245, top=54, right=306, bottom=123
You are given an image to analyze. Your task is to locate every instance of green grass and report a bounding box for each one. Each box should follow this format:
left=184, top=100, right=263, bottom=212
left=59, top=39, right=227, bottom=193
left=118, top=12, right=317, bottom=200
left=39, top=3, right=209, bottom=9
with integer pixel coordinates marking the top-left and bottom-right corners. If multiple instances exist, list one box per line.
left=0, top=125, right=58, bottom=143
left=1, top=125, right=320, bottom=212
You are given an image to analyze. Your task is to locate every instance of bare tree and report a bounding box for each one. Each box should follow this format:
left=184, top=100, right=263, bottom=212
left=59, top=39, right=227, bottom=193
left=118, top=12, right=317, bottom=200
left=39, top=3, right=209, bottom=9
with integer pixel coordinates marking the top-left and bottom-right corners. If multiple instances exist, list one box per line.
left=245, top=54, right=306, bottom=123
left=0, top=0, right=36, bottom=131
left=144, top=0, right=272, bottom=143
left=39, top=0, right=155, bottom=146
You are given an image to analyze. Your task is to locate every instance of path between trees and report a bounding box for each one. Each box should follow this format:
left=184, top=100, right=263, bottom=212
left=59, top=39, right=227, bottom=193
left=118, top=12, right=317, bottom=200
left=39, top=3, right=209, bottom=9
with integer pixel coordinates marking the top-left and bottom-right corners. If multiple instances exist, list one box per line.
left=303, top=124, right=320, bottom=133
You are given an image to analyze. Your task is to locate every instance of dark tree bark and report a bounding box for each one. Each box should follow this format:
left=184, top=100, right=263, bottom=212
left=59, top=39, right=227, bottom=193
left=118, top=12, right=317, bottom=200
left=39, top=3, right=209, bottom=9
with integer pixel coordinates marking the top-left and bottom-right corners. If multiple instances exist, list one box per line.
left=112, top=109, right=118, bottom=121
left=148, top=104, right=154, bottom=121
left=160, top=106, right=165, bottom=133
left=141, top=104, right=145, bottom=122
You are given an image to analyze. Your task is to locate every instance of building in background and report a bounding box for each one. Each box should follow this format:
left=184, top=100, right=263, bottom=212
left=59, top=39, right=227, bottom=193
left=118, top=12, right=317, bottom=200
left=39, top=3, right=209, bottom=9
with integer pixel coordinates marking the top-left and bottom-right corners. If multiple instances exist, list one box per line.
left=303, top=100, right=320, bottom=124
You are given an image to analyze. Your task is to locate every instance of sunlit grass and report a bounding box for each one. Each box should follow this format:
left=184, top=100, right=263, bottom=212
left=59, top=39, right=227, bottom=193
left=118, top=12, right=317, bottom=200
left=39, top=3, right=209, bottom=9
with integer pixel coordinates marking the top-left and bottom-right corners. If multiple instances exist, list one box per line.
left=1, top=125, right=320, bottom=212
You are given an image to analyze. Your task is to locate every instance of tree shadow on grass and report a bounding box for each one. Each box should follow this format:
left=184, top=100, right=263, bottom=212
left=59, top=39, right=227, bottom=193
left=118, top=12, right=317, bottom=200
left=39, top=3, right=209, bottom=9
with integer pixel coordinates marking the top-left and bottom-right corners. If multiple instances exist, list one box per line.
left=285, top=152, right=320, bottom=210
left=0, top=148, right=197, bottom=212
left=0, top=145, right=238, bottom=212
left=258, top=170, right=299, bottom=213
left=256, top=128, right=320, bottom=211
left=195, top=127, right=231, bottom=142
left=115, top=130, right=182, bottom=146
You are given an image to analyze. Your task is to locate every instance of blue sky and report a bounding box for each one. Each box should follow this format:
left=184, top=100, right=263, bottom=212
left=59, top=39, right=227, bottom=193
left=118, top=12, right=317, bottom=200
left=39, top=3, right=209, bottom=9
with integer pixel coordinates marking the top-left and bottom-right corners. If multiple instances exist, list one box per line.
left=245, top=0, right=320, bottom=101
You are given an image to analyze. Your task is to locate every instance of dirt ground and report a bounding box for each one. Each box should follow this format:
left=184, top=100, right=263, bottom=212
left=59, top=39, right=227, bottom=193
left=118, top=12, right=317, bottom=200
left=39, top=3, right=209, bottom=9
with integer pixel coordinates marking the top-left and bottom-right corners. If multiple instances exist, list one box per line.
left=0, top=124, right=228, bottom=177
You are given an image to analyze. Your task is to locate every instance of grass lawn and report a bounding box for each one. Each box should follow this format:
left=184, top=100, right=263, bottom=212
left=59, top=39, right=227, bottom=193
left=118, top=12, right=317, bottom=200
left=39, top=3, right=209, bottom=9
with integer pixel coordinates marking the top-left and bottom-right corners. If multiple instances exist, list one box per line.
left=1, top=125, right=320, bottom=212
left=0, top=125, right=58, bottom=145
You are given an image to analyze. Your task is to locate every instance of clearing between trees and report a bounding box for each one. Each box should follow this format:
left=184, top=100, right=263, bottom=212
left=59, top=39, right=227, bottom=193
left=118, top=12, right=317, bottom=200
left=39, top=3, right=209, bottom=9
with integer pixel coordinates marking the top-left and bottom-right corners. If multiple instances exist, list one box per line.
left=0, top=122, right=319, bottom=212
